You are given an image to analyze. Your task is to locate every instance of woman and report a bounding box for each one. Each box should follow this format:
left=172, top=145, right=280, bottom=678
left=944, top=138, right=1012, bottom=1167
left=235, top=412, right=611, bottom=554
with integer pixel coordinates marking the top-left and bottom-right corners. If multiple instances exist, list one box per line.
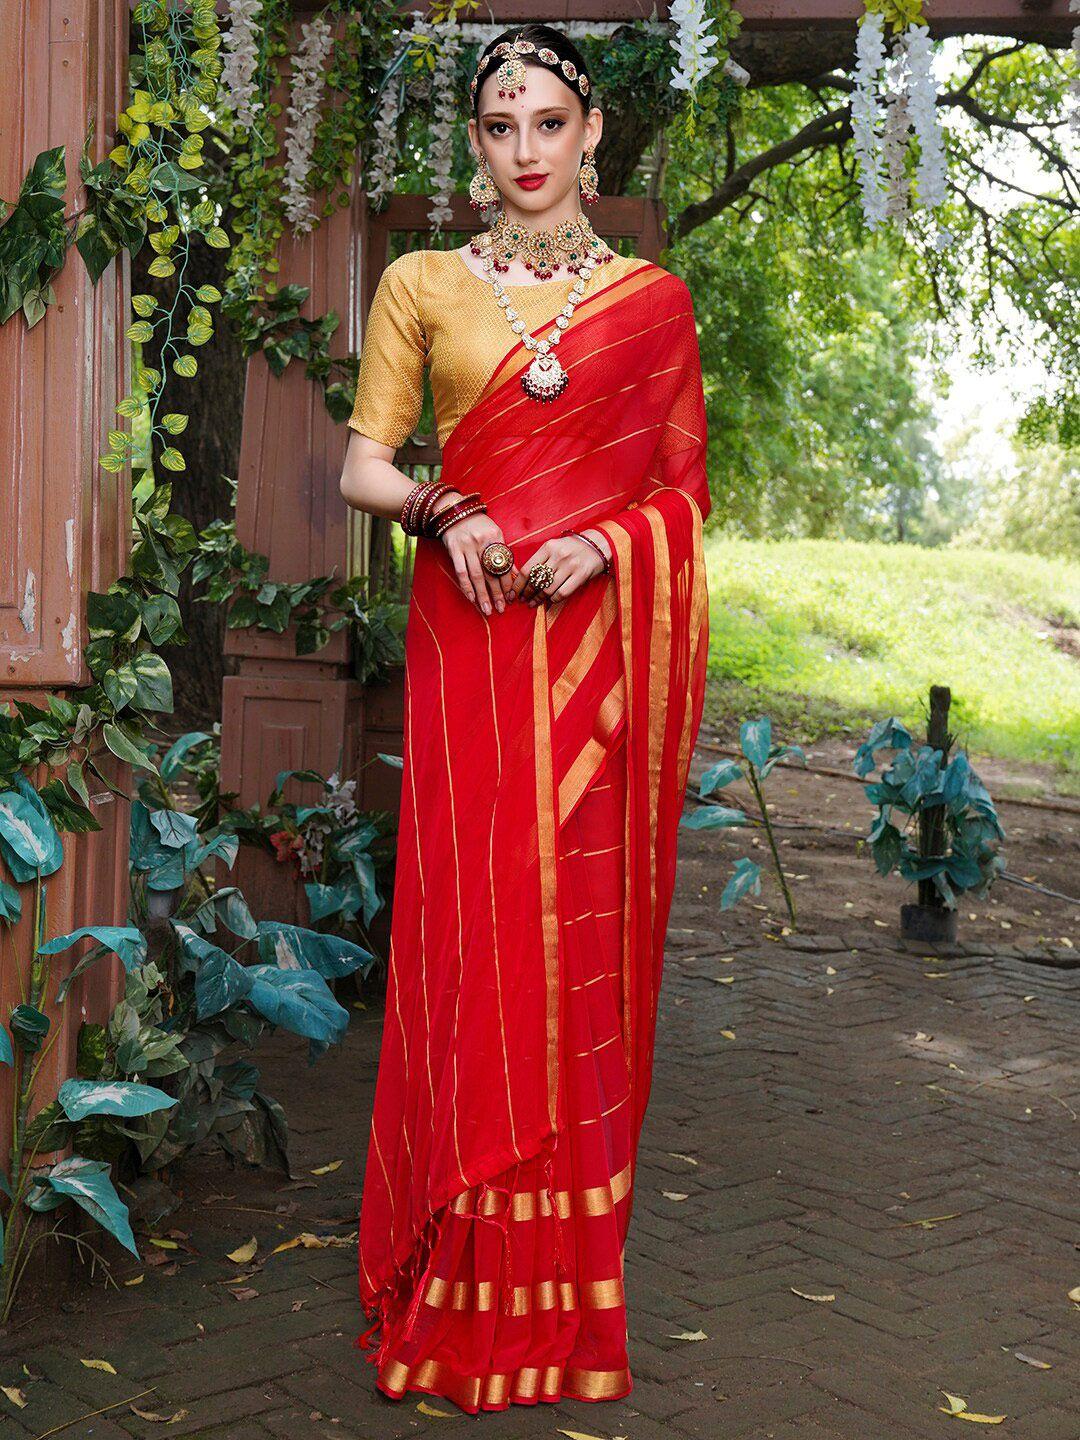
left=339, top=23, right=711, bottom=1415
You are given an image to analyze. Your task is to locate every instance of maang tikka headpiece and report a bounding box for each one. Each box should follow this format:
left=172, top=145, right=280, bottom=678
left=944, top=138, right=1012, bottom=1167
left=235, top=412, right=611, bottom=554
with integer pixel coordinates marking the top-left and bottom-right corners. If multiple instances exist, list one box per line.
left=470, top=34, right=592, bottom=107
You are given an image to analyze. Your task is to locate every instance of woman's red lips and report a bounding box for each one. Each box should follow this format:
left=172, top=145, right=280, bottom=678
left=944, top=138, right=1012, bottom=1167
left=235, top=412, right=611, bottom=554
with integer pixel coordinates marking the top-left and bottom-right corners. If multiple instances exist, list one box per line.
left=514, top=173, right=548, bottom=188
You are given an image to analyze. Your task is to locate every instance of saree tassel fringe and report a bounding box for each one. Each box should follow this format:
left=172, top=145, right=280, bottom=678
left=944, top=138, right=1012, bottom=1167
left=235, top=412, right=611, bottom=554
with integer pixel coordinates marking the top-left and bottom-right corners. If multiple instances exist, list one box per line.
left=543, top=1150, right=570, bottom=1278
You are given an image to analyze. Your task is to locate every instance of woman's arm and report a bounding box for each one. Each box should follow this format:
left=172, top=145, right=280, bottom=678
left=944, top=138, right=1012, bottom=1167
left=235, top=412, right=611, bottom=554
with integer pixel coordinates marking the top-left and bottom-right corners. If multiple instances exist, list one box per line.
left=339, top=430, right=520, bottom=617
left=339, top=429, right=465, bottom=519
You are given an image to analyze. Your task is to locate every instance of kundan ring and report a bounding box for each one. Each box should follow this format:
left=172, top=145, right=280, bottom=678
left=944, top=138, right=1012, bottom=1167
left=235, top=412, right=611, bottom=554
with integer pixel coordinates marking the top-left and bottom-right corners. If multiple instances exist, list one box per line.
left=527, top=561, right=555, bottom=592
left=480, top=541, right=514, bottom=576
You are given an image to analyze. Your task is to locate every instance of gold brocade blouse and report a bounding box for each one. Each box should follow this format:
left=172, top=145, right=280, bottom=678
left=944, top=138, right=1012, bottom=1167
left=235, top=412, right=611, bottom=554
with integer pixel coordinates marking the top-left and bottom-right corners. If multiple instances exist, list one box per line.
left=347, top=247, right=649, bottom=451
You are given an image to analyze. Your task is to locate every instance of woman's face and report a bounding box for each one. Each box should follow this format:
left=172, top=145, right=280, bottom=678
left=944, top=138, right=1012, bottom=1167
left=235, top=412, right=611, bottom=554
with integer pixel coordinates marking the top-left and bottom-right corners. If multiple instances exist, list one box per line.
left=469, top=61, right=602, bottom=220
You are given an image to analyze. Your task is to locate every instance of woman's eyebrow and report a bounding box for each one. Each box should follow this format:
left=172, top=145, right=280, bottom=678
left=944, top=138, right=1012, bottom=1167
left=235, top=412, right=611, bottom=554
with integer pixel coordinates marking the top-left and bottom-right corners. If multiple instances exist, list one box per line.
left=483, top=106, right=571, bottom=120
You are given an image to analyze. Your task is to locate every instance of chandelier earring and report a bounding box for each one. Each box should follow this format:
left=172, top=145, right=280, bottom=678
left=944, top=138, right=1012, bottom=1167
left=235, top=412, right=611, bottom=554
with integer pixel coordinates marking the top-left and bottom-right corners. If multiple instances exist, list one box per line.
left=468, top=150, right=501, bottom=213
left=578, top=144, right=600, bottom=206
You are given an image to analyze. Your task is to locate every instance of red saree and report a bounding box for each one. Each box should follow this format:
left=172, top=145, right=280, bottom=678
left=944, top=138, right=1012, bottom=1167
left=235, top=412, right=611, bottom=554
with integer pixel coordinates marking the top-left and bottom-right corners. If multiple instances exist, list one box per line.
left=355, top=260, right=711, bottom=1412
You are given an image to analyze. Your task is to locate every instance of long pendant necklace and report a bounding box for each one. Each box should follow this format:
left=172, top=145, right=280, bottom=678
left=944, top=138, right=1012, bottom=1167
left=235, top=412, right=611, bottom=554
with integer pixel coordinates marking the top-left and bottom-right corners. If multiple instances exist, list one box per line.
left=475, top=230, right=611, bottom=404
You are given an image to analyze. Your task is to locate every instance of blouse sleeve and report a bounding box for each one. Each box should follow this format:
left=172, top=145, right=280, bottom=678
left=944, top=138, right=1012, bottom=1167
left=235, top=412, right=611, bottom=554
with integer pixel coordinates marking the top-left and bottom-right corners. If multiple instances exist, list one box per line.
left=348, top=251, right=427, bottom=447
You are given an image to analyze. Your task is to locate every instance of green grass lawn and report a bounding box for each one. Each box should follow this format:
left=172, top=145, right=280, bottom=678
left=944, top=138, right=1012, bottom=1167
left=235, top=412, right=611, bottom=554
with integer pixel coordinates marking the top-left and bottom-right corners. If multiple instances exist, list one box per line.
left=702, top=537, right=1080, bottom=781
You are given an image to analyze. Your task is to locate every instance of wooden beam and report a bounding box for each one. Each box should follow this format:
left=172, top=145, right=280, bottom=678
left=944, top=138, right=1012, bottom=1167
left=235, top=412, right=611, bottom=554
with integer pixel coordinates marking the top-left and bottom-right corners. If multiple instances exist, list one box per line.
left=735, top=0, right=1074, bottom=32
left=378, top=0, right=1076, bottom=35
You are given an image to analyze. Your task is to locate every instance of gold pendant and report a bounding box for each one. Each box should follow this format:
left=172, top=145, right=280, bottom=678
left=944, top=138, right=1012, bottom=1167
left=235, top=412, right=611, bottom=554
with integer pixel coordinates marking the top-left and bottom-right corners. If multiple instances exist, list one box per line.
left=521, top=352, right=569, bottom=403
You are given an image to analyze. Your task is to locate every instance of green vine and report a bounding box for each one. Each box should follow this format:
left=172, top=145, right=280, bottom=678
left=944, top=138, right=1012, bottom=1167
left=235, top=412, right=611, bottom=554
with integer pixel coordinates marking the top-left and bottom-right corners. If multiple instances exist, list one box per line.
left=193, top=500, right=407, bottom=681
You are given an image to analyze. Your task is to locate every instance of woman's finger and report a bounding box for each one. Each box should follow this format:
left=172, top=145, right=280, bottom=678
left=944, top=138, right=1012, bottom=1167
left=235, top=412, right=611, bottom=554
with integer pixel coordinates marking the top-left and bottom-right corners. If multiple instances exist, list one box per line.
left=508, top=549, right=539, bottom=600
left=527, top=562, right=564, bottom=606
left=483, top=565, right=507, bottom=613
left=463, top=547, right=493, bottom=615
left=512, top=548, right=552, bottom=602
left=446, top=538, right=479, bottom=608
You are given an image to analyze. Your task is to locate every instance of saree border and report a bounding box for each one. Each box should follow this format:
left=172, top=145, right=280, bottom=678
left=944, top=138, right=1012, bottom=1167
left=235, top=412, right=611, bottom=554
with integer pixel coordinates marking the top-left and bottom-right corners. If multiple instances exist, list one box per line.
left=592, top=484, right=707, bottom=1072
left=532, top=610, right=561, bottom=1132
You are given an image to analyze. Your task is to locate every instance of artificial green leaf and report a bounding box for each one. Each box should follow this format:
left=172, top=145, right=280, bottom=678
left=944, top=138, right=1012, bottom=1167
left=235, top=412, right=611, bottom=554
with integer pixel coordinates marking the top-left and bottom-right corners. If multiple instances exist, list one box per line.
left=24, top=1156, right=138, bottom=1257
left=57, top=1079, right=177, bottom=1121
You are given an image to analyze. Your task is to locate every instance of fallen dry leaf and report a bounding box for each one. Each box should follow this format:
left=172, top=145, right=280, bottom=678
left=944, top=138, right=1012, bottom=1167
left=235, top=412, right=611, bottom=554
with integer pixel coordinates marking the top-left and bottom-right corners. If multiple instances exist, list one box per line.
left=130, top=1403, right=189, bottom=1423
left=668, top=1329, right=708, bottom=1341
left=1, top=1385, right=27, bottom=1408
left=898, top=1213, right=961, bottom=1229
left=1067, top=1284, right=1080, bottom=1304
left=790, top=1287, right=835, bottom=1303
left=124, top=1274, right=145, bottom=1285
left=714, top=975, right=735, bottom=985
left=147, top=1237, right=178, bottom=1250
left=825, top=965, right=837, bottom=975
left=720, top=1029, right=736, bottom=1040
left=226, top=1236, right=258, bottom=1264
left=938, top=1391, right=1006, bottom=1424
left=417, top=1399, right=459, bottom=1417
left=1012, top=1351, right=1051, bottom=1369
left=271, top=1231, right=355, bottom=1255
left=230, top=1286, right=259, bottom=1301
left=668, top=1153, right=699, bottom=1166
left=80, top=1358, right=117, bottom=1374
left=310, top=1160, right=344, bottom=1175
left=662, top=1191, right=689, bottom=1202
left=557, top=1430, right=608, bottom=1440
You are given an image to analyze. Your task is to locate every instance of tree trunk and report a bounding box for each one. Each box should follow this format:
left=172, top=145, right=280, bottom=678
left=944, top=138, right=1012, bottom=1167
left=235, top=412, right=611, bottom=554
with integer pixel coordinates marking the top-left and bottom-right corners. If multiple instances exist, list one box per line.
left=133, top=240, right=245, bottom=730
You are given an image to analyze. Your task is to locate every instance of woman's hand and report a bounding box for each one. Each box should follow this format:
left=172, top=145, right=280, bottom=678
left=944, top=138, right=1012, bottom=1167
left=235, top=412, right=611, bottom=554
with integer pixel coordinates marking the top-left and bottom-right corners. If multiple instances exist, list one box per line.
left=509, top=530, right=612, bottom=608
left=435, top=497, right=515, bottom=616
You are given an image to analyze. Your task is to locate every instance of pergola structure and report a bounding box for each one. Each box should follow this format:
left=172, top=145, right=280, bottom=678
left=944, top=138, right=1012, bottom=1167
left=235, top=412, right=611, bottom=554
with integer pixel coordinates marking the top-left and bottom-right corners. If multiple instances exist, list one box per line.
left=0, top=0, right=1074, bottom=1164
left=218, top=0, right=1077, bottom=917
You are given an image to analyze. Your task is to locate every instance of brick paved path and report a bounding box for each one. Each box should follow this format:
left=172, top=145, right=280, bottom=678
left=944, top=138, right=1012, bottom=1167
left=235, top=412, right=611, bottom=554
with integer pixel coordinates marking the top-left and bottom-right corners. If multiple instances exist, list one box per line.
left=2, top=785, right=1077, bottom=1437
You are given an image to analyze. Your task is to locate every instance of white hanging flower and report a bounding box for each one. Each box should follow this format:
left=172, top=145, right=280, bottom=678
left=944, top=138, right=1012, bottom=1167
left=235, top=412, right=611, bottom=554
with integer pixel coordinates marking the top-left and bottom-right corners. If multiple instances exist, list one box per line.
left=1068, top=0, right=1080, bottom=141
left=852, top=11, right=888, bottom=230
left=881, top=44, right=912, bottom=223
left=427, top=22, right=464, bottom=232
left=220, top=0, right=264, bottom=129
left=282, top=14, right=335, bottom=234
left=903, top=24, right=947, bottom=212
left=325, top=773, right=358, bottom=825
left=365, top=16, right=730, bottom=218
left=668, top=0, right=720, bottom=98
left=366, top=76, right=402, bottom=209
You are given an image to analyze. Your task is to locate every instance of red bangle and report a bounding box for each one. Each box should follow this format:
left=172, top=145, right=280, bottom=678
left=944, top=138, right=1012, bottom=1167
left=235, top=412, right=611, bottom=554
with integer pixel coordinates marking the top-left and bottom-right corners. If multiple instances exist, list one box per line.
left=561, top=527, right=611, bottom=575
left=430, top=498, right=487, bottom=539
left=412, top=483, right=456, bottom=535
left=426, top=491, right=481, bottom=534
left=402, top=481, right=452, bottom=535
left=400, top=481, right=429, bottom=533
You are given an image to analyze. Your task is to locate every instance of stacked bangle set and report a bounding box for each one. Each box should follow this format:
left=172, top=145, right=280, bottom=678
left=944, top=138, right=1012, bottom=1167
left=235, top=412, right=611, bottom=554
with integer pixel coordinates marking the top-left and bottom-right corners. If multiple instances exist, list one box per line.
left=399, top=480, right=612, bottom=579
left=400, top=480, right=486, bottom=540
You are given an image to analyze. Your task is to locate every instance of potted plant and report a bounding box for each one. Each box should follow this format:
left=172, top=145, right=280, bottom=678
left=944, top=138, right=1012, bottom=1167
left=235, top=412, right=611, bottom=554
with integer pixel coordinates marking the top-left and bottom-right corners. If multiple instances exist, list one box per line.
left=854, top=689, right=1006, bottom=942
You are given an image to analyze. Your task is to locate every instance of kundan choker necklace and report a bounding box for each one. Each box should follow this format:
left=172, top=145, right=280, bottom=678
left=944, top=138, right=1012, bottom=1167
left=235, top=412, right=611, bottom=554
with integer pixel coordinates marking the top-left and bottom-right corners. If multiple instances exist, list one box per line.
left=470, top=209, right=613, bottom=282
left=473, top=228, right=614, bottom=404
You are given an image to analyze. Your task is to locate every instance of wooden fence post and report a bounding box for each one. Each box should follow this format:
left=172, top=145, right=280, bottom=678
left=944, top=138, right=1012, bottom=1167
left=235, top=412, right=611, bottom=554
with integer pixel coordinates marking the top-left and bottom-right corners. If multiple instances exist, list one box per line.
left=0, top=0, right=132, bottom=1271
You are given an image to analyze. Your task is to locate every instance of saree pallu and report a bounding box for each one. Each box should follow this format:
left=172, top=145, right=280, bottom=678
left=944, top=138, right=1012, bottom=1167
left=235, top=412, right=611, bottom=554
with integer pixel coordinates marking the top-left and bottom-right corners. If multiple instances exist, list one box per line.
left=355, top=261, right=711, bottom=1412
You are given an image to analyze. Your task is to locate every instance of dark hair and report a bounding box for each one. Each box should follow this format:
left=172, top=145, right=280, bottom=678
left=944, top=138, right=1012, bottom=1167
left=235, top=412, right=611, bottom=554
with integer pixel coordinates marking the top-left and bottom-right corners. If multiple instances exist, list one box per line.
left=471, top=24, right=594, bottom=120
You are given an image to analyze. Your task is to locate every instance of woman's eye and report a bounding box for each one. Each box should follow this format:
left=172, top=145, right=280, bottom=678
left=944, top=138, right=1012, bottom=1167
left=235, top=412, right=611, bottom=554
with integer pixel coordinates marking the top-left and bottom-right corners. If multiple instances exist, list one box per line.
left=485, top=120, right=565, bottom=137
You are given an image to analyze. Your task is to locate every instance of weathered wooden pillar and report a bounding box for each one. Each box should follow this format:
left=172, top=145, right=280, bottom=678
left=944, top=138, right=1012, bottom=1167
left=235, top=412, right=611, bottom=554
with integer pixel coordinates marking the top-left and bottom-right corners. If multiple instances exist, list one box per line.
left=219, top=14, right=370, bottom=921
left=0, top=0, right=131, bottom=1180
